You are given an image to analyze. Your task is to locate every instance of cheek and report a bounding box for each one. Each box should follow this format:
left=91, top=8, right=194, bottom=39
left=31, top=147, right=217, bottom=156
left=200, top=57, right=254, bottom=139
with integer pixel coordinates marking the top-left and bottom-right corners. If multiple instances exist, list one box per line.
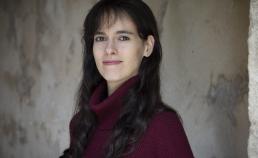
left=93, top=53, right=103, bottom=74
left=93, top=46, right=103, bottom=62
left=93, top=54, right=103, bottom=73
left=132, top=46, right=145, bottom=63
left=93, top=42, right=105, bottom=54
left=135, top=55, right=144, bottom=67
left=126, top=51, right=144, bottom=69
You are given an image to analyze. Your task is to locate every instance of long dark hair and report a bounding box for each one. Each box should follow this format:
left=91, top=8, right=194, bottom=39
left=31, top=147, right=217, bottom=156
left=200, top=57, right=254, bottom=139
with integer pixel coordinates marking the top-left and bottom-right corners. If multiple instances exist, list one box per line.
left=60, top=0, right=175, bottom=157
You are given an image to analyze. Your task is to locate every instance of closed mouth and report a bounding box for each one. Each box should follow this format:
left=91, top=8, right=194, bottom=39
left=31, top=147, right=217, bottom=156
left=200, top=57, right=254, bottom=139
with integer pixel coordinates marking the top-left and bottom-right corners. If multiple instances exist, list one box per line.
left=103, top=60, right=122, bottom=65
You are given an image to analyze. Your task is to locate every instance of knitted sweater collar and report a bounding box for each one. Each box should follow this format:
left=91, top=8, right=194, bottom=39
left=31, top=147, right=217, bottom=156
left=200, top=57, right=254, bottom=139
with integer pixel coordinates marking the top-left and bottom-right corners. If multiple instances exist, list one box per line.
left=89, top=75, right=139, bottom=130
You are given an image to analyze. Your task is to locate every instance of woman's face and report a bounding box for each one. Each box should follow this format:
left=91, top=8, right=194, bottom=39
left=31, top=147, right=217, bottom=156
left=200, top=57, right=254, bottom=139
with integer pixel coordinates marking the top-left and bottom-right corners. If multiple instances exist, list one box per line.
left=93, top=15, right=153, bottom=91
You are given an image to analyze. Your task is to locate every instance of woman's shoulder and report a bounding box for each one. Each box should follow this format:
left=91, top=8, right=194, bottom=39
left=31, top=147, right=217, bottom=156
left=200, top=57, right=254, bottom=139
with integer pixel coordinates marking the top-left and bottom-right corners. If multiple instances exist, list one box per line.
left=152, top=103, right=181, bottom=124
left=149, top=105, right=183, bottom=134
left=143, top=105, right=194, bottom=157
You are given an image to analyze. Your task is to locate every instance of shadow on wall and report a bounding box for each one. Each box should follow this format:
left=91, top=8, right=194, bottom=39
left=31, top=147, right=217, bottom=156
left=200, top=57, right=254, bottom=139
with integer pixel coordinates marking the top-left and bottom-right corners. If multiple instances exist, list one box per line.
left=206, top=72, right=248, bottom=126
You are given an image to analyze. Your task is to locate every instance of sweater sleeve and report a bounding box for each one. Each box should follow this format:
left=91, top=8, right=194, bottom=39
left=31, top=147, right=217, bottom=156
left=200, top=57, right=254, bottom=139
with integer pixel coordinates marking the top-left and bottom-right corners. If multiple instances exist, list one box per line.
left=147, top=111, right=194, bottom=158
left=59, top=114, right=79, bottom=158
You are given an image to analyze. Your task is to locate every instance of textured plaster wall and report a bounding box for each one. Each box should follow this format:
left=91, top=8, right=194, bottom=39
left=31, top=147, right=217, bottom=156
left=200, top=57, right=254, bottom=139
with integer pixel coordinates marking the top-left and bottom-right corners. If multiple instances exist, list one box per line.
left=158, top=0, right=250, bottom=158
left=0, top=0, right=250, bottom=158
left=248, top=0, right=258, bottom=157
left=0, top=0, right=95, bottom=157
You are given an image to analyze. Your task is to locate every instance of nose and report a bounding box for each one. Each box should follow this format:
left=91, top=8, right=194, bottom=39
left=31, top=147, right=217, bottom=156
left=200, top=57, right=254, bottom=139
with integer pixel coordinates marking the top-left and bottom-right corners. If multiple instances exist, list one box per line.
left=105, top=39, right=117, bottom=55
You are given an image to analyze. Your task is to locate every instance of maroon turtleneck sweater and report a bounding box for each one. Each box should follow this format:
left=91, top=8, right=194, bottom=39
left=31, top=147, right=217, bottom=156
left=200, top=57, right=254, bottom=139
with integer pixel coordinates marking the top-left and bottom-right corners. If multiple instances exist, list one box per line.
left=69, top=76, right=194, bottom=158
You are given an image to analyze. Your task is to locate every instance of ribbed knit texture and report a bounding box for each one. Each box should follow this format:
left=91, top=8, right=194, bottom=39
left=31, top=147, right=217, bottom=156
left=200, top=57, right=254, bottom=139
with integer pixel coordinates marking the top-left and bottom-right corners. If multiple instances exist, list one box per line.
left=70, top=75, right=194, bottom=158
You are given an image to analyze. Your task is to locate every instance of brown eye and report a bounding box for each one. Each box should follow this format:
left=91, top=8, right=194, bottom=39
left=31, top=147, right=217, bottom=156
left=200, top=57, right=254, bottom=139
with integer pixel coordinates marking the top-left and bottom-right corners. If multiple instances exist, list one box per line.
left=95, top=36, right=106, bottom=42
left=119, top=36, right=130, bottom=41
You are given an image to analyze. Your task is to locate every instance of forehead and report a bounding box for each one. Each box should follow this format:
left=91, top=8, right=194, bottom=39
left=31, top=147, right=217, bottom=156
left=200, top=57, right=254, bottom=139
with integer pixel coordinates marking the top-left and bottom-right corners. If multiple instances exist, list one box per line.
left=97, top=13, right=137, bottom=32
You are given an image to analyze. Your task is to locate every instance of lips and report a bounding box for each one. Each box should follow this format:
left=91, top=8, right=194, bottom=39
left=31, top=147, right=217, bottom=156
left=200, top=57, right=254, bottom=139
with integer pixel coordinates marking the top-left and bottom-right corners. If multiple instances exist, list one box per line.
left=103, top=60, right=122, bottom=65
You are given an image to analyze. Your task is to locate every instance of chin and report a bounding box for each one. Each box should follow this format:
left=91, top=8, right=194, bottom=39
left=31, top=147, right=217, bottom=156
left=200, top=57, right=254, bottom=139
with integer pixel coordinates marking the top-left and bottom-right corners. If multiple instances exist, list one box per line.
left=101, top=71, right=137, bottom=83
left=103, top=75, right=124, bottom=83
left=102, top=73, right=133, bottom=83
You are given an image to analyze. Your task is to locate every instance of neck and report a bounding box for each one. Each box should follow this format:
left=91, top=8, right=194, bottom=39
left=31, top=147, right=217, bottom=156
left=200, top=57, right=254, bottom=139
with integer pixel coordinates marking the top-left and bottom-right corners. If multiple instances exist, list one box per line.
left=107, top=80, right=125, bottom=96
left=106, top=75, right=138, bottom=96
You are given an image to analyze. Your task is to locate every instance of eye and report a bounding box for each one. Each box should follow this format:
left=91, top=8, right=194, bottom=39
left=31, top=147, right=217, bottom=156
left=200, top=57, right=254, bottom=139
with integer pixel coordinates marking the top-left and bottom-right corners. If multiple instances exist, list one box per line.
left=119, top=36, right=130, bottom=41
left=94, top=36, right=106, bottom=42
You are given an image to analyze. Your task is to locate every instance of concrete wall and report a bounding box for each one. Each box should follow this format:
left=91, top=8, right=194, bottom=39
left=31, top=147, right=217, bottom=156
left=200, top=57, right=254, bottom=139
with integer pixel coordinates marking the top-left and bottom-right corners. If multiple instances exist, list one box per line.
left=158, top=0, right=250, bottom=158
left=0, top=0, right=250, bottom=157
left=0, top=0, right=93, bottom=157
left=248, top=0, right=258, bottom=157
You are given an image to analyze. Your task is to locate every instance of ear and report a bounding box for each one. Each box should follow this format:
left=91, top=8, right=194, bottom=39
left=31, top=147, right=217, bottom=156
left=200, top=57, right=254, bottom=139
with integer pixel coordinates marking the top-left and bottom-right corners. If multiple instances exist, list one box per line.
left=143, top=35, right=155, bottom=57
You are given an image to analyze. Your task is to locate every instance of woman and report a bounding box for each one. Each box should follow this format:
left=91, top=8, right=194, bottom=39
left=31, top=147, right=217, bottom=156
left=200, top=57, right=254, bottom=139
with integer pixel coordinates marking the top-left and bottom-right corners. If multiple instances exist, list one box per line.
left=60, top=0, right=194, bottom=157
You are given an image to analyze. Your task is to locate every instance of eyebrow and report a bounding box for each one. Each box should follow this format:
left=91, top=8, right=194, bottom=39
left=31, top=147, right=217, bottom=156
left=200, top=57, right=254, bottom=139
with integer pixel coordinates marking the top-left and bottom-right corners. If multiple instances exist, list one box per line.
left=116, top=30, right=134, bottom=34
left=95, top=30, right=135, bottom=35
